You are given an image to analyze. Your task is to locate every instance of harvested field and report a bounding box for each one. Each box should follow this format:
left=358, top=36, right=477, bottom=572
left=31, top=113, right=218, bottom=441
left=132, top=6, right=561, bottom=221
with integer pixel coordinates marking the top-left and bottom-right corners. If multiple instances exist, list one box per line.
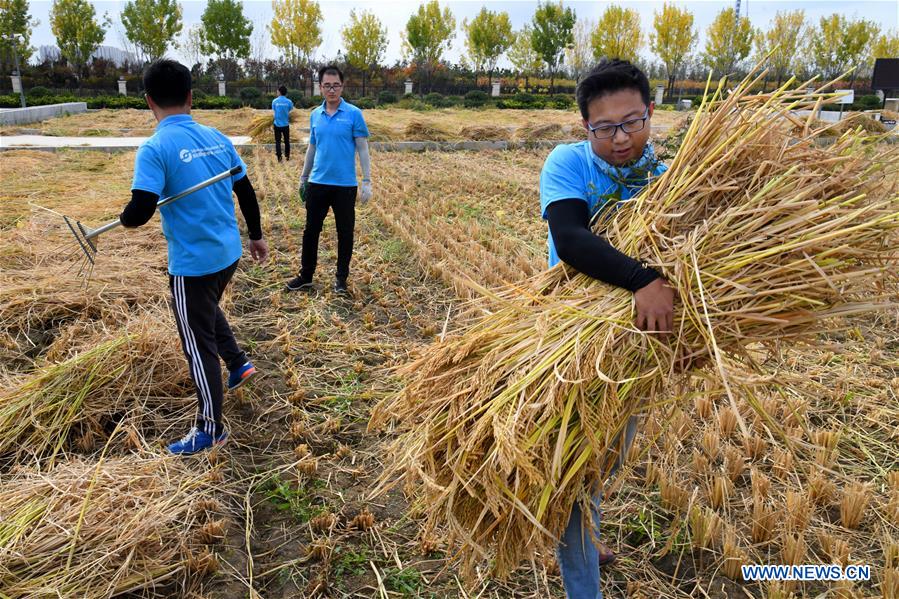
left=1, top=107, right=685, bottom=142
left=0, top=94, right=896, bottom=598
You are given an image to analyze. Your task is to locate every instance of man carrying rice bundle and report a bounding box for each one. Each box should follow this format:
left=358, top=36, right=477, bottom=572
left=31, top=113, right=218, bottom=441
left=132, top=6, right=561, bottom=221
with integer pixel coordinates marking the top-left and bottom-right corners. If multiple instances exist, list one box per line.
left=372, top=51, right=897, bottom=599
left=119, top=59, right=269, bottom=455
left=541, top=58, right=670, bottom=599
left=272, top=85, right=294, bottom=163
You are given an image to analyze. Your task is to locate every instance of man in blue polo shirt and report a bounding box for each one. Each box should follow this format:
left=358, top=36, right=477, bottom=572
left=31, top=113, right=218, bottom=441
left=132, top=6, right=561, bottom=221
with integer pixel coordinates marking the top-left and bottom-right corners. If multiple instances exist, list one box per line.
left=540, top=60, right=671, bottom=599
left=285, top=65, right=372, bottom=295
left=119, top=59, right=269, bottom=455
left=272, top=85, right=293, bottom=162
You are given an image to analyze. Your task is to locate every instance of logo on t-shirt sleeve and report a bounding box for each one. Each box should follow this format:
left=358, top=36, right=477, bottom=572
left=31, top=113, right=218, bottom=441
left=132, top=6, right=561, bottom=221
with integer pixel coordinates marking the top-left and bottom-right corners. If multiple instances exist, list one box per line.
left=179, top=149, right=193, bottom=163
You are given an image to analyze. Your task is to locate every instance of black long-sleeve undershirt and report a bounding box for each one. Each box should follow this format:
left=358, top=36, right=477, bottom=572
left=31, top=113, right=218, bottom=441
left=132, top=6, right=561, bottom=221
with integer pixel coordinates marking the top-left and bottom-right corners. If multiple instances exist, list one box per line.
left=120, top=175, right=262, bottom=240
left=546, top=198, right=660, bottom=292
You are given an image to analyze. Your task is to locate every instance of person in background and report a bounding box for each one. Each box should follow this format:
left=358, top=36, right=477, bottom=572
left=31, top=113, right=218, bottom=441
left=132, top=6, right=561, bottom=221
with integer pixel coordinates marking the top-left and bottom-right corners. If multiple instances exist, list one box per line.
left=539, top=59, right=671, bottom=599
left=285, top=65, right=372, bottom=295
left=272, top=85, right=294, bottom=162
left=120, top=59, right=269, bottom=455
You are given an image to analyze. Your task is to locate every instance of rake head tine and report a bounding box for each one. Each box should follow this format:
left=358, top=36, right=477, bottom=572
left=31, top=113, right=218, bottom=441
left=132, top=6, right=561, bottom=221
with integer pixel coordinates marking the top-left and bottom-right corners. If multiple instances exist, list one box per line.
left=63, top=215, right=96, bottom=265
left=77, top=220, right=97, bottom=254
left=80, top=255, right=97, bottom=287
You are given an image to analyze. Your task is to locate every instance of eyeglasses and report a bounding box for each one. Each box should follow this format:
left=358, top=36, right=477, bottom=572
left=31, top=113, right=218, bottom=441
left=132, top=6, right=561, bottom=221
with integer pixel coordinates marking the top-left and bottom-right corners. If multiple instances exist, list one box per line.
left=322, top=83, right=342, bottom=91
left=586, top=109, right=649, bottom=140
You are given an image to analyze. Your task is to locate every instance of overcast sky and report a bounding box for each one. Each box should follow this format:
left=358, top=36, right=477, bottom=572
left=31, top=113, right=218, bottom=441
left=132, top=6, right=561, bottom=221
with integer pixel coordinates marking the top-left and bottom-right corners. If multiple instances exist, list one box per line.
left=25, top=0, right=899, bottom=68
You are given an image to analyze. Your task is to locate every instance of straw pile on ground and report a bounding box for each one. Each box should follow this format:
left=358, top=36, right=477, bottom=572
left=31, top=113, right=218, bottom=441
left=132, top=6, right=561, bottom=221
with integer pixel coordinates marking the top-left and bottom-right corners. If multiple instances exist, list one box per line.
left=514, top=122, right=565, bottom=141
left=0, top=455, right=225, bottom=598
left=371, top=72, right=899, bottom=579
left=796, top=114, right=888, bottom=136
left=459, top=125, right=510, bottom=141
left=0, top=314, right=193, bottom=463
left=404, top=120, right=451, bottom=141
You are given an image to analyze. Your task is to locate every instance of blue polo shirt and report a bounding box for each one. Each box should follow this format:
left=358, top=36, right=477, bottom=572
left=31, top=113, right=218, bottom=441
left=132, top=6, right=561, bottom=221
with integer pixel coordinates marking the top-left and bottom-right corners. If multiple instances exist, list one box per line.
left=272, top=95, right=294, bottom=127
left=131, top=114, right=247, bottom=277
left=540, top=141, right=667, bottom=267
left=309, top=98, right=369, bottom=187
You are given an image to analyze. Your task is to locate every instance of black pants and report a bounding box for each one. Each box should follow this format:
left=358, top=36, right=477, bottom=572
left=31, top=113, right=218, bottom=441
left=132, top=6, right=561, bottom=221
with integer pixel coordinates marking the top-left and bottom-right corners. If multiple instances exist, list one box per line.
left=300, top=182, right=357, bottom=281
left=274, top=125, right=290, bottom=160
left=169, top=259, right=245, bottom=437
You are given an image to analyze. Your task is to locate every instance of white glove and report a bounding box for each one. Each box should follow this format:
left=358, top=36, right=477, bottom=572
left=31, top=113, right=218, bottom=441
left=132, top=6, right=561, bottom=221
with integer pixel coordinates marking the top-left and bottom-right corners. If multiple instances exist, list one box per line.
left=360, top=180, right=373, bottom=204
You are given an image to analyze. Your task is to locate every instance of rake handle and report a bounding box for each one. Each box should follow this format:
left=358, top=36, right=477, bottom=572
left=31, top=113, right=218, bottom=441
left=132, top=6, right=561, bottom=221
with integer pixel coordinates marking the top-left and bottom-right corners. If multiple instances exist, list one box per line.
left=84, top=165, right=243, bottom=241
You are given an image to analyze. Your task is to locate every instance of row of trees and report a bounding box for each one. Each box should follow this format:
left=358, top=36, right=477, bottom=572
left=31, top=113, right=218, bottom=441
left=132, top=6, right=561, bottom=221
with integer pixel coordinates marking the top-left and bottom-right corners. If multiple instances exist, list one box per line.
left=2, top=0, right=898, bottom=95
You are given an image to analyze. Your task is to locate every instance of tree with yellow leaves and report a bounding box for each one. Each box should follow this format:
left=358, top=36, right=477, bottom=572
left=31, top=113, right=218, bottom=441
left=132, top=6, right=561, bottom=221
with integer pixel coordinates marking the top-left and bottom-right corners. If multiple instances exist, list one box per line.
left=808, top=14, right=879, bottom=85
left=650, top=2, right=696, bottom=97
left=269, top=0, right=321, bottom=90
left=508, top=25, right=543, bottom=91
left=341, top=9, right=387, bottom=96
left=754, top=10, right=806, bottom=88
left=702, top=7, right=753, bottom=78
left=591, top=5, right=642, bottom=64
left=870, top=30, right=898, bottom=62
left=403, top=0, right=455, bottom=94
left=463, top=7, right=513, bottom=86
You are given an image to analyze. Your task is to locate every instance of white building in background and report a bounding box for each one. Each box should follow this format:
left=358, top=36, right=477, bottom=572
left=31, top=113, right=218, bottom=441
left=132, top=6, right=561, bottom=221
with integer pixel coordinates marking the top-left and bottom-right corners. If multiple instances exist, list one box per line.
left=34, top=45, right=138, bottom=67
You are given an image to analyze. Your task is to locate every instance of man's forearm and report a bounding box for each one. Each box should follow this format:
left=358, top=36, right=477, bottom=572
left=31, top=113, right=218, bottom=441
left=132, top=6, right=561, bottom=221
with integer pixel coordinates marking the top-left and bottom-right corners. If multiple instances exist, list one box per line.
left=301, top=143, right=316, bottom=179
left=546, top=199, right=659, bottom=291
left=355, top=137, right=371, bottom=181
left=120, top=189, right=159, bottom=227
left=233, top=175, right=262, bottom=240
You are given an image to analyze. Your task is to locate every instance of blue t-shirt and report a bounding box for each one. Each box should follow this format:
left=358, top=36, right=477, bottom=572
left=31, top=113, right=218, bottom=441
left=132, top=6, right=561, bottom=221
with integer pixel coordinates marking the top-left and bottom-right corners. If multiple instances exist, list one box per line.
left=131, top=114, right=247, bottom=277
left=308, top=98, right=369, bottom=187
left=272, top=95, right=294, bottom=127
left=539, top=141, right=667, bottom=267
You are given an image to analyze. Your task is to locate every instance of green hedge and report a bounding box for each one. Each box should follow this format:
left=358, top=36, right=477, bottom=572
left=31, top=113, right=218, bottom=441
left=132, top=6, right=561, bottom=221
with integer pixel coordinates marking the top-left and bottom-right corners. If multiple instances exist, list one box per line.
left=378, top=90, right=397, bottom=104
left=464, top=90, right=488, bottom=108
left=424, top=92, right=451, bottom=108
left=0, top=93, right=250, bottom=109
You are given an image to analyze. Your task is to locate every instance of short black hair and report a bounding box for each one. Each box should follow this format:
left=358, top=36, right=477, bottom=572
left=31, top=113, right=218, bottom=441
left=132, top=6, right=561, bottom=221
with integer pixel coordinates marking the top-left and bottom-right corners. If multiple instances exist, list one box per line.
left=318, top=65, right=344, bottom=83
left=143, top=59, right=191, bottom=108
left=278, top=85, right=288, bottom=95
left=576, top=59, right=650, bottom=120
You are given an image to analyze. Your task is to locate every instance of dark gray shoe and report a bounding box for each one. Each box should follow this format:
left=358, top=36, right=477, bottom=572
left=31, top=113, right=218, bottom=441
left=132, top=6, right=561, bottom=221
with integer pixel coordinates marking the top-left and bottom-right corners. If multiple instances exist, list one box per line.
left=333, top=278, right=348, bottom=295
left=285, top=276, right=314, bottom=291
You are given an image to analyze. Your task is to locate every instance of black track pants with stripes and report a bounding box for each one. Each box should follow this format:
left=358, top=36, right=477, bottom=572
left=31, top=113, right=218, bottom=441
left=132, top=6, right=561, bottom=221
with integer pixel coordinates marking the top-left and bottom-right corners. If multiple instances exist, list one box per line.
left=169, top=259, right=246, bottom=437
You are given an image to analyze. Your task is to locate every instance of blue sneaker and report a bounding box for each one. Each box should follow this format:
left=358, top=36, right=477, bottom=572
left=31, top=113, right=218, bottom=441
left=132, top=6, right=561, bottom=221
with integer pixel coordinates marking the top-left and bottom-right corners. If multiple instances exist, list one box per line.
left=167, top=427, right=227, bottom=455
left=228, top=361, right=257, bottom=391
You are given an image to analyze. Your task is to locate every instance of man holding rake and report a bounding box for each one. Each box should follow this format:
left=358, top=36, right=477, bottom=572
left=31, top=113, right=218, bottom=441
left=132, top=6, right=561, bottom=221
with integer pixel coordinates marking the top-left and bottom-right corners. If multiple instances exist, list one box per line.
left=119, top=59, right=269, bottom=455
left=540, top=59, right=672, bottom=598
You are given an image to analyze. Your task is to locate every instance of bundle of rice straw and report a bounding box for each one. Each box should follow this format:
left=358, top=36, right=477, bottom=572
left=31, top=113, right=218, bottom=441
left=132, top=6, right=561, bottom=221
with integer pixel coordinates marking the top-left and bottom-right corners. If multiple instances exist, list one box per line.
left=0, top=455, right=224, bottom=597
left=404, top=120, right=452, bottom=141
left=0, top=314, right=193, bottom=463
left=514, top=122, right=565, bottom=141
left=247, top=110, right=299, bottom=143
left=370, top=70, right=899, bottom=579
left=459, top=125, right=511, bottom=141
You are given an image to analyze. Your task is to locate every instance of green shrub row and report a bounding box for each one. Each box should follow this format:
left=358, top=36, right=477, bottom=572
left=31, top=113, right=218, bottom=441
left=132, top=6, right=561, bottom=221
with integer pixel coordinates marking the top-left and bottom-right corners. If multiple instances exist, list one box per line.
left=1, top=90, right=582, bottom=111
left=0, top=93, right=256, bottom=109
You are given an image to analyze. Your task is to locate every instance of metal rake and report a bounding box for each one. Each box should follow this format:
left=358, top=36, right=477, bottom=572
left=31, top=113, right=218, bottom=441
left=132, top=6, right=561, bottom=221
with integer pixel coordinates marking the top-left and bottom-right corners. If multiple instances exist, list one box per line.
left=61, top=166, right=241, bottom=273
